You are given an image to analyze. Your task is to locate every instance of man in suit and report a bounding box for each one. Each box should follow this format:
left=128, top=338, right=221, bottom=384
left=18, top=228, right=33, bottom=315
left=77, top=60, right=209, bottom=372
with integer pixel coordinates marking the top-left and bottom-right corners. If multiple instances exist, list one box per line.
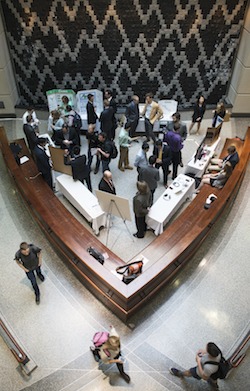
left=104, top=89, right=117, bottom=139
left=139, top=155, right=159, bottom=203
left=153, top=140, right=172, bottom=187
left=23, top=114, right=39, bottom=155
left=98, top=170, right=116, bottom=194
left=54, top=124, right=79, bottom=151
left=125, top=95, right=140, bottom=139
left=64, top=145, right=92, bottom=192
left=99, top=100, right=114, bottom=141
left=33, top=138, right=53, bottom=189
left=86, top=93, right=98, bottom=131
left=141, top=92, right=163, bottom=143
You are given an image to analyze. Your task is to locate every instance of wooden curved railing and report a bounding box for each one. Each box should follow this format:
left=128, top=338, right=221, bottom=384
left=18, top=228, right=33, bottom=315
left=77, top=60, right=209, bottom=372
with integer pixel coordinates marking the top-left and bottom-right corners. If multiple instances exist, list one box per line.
left=1, top=126, right=249, bottom=322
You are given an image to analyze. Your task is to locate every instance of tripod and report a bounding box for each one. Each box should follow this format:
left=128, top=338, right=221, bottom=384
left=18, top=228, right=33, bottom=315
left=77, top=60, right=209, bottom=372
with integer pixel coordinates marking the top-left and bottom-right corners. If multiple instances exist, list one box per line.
left=106, top=199, right=134, bottom=246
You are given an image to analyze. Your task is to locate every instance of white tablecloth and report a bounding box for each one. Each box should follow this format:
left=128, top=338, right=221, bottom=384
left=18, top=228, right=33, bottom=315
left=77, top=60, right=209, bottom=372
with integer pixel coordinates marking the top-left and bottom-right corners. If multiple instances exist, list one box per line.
left=56, top=174, right=105, bottom=235
left=185, top=137, right=221, bottom=177
left=146, top=174, right=195, bottom=236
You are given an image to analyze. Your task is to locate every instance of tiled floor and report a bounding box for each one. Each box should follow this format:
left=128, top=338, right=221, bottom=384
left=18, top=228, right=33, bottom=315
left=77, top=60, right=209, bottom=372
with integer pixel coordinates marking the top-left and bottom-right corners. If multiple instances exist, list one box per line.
left=0, top=115, right=249, bottom=391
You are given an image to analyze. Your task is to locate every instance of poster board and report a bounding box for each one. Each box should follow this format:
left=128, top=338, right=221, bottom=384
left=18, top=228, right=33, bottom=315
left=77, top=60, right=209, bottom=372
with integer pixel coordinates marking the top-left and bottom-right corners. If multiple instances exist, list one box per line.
left=76, top=89, right=103, bottom=119
left=95, top=190, right=131, bottom=221
left=49, top=146, right=72, bottom=175
left=46, top=89, right=76, bottom=113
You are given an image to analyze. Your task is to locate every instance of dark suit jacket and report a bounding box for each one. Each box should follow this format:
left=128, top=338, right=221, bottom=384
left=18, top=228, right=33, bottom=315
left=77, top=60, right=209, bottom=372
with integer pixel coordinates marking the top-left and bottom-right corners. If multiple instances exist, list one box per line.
left=33, top=145, right=51, bottom=175
left=223, top=151, right=239, bottom=169
left=100, top=108, right=114, bottom=140
left=64, top=154, right=90, bottom=181
left=153, top=144, right=172, bottom=168
left=54, top=128, right=79, bottom=149
left=98, top=178, right=116, bottom=194
left=23, top=123, right=39, bottom=151
left=125, top=101, right=139, bottom=124
left=86, top=101, right=98, bottom=124
left=139, top=165, right=160, bottom=191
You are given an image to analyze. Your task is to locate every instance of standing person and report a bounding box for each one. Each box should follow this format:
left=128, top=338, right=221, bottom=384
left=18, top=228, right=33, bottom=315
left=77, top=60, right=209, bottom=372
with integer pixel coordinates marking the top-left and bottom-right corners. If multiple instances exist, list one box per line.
left=99, top=99, right=114, bottom=141
left=86, top=93, right=98, bottom=131
left=22, top=107, right=40, bottom=129
left=23, top=115, right=39, bottom=156
left=141, top=92, right=163, bottom=143
left=153, top=140, right=172, bottom=188
left=104, top=89, right=117, bottom=140
left=64, top=146, right=92, bottom=192
left=96, top=132, right=112, bottom=173
left=139, top=155, right=159, bottom=202
left=33, top=138, right=53, bottom=190
left=134, top=141, right=149, bottom=175
left=170, top=112, right=187, bottom=167
left=118, top=122, right=133, bottom=171
left=90, top=325, right=130, bottom=383
left=133, top=181, right=152, bottom=238
left=212, top=101, right=226, bottom=127
left=170, top=342, right=221, bottom=389
left=125, top=95, right=140, bottom=140
left=98, top=170, right=116, bottom=194
left=189, top=95, right=206, bottom=134
left=164, top=128, right=183, bottom=180
left=14, top=242, right=45, bottom=304
left=86, top=124, right=99, bottom=172
left=64, top=105, right=82, bottom=144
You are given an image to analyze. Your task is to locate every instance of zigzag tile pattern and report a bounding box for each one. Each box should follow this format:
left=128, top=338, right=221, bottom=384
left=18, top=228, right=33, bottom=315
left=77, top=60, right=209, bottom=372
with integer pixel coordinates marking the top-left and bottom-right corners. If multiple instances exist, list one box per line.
left=1, top=0, right=248, bottom=107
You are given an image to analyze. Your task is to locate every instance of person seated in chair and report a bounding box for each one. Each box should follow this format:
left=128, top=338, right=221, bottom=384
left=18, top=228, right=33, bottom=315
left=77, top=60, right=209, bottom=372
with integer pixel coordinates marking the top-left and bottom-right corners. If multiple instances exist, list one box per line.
left=196, top=162, right=233, bottom=192
left=208, top=145, right=239, bottom=172
left=54, top=124, right=79, bottom=152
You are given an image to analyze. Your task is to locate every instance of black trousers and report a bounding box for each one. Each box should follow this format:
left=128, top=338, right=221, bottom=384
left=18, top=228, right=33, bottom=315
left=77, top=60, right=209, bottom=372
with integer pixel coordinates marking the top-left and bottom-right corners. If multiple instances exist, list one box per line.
left=145, top=118, right=156, bottom=142
left=135, top=215, right=147, bottom=238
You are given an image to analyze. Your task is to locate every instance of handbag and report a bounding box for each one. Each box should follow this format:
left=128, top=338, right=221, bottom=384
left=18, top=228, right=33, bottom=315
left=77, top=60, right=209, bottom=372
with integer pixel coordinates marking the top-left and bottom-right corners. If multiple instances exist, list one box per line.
left=116, top=260, right=143, bottom=284
left=87, top=247, right=104, bottom=265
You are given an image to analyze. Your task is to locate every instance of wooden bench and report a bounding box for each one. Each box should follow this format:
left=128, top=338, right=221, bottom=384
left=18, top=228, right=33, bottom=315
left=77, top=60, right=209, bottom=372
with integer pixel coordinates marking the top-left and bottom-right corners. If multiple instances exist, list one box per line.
left=1, top=126, right=249, bottom=322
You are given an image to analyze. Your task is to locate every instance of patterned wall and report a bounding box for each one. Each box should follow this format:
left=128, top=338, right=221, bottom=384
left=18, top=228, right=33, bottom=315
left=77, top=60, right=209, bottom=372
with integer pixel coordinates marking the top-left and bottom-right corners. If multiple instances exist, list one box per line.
left=1, top=0, right=248, bottom=108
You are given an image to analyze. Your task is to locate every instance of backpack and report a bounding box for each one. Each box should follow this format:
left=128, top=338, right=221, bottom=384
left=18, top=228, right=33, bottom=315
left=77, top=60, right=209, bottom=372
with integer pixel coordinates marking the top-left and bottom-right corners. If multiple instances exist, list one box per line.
left=73, top=112, right=82, bottom=130
left=206, top=356, right=232, bottom=380
left=109, top=140, right=118, bottom=159
left=93, top=331, right=109, bottom=348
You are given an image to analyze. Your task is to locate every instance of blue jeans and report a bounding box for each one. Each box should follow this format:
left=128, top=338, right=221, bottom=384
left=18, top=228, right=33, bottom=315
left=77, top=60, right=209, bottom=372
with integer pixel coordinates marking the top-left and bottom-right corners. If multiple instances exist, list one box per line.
left=26, top=267, right=42, bottom=297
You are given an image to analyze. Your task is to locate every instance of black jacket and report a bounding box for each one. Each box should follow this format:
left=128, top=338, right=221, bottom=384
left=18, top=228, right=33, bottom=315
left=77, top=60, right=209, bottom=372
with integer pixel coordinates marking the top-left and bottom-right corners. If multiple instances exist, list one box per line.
left=64, top=154, right=90, bottom=181
left=86, top=101, right=98, bottom=124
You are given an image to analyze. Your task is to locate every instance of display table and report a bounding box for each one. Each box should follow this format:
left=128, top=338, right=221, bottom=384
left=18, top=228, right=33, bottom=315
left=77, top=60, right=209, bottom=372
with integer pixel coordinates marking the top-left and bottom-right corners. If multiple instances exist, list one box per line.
left=185, top=137, right=221, bottom=177
left=136, top=100, right=178, bottom=133
left=56, top=174, right=105, bottom=235
left=146, top=174, right=195, bottom=235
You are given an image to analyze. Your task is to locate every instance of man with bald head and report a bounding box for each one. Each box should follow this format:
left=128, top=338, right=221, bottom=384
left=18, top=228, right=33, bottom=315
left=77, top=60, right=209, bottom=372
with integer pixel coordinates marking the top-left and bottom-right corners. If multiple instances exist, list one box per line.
left=98, top=170, right=116, bottom=194
left=125, top=95, right=140, bottom=139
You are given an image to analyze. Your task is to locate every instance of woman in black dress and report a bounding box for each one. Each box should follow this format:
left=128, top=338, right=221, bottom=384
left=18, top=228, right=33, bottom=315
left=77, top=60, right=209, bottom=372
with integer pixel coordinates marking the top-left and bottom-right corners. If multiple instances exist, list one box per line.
left=189, top=95, right=206, bottom=135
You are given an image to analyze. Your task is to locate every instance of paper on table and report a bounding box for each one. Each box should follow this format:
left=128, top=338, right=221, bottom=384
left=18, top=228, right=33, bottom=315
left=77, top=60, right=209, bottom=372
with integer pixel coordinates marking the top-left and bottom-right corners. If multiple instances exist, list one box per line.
left=20, top=156, right=29, bottom=164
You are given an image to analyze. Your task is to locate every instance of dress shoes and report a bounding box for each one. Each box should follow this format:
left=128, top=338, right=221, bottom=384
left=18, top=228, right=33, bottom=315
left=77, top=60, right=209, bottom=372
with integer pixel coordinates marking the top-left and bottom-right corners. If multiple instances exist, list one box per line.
left=124, top=166, right=133, bottom=170
left=118, top=167, right=125, bottom=171
left=180, top=162, right=184, bottom=167
left=133, top=233, right=144, bottom=239
left=35, top=295, right=40, bottom=305
left=94, top=168, right=99, bottom=174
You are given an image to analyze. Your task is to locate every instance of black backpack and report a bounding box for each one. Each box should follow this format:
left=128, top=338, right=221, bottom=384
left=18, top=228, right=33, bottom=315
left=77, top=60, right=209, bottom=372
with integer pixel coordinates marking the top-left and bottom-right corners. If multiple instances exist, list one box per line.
left=206, top=356, right=232, bottom=380
left=109, top=140, right=118, bottom=159
left=73, top=112, right=82, bottom=130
